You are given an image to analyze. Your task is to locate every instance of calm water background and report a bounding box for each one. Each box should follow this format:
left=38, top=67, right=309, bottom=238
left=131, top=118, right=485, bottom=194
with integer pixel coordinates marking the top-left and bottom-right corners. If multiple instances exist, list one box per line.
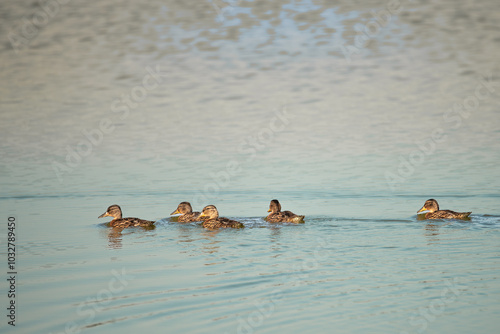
left=1, top=0, right=500, bottom=333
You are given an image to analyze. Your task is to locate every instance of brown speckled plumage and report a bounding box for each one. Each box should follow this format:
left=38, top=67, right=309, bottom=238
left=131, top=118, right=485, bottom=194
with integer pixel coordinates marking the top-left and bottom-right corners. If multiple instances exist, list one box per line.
left=98, top=204, right=155, bottom=228
left=417, top=199, right=471, bottom=219
left=171, top=202, right=202, bottom=222
left=199, top=205, right=244, bottom=229
left=265, top=199, right=305, bottom=223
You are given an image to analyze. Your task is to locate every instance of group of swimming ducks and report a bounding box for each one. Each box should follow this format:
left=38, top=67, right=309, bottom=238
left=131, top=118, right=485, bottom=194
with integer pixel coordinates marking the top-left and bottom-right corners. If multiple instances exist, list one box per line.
left=98, top=198, right=472, bottom=229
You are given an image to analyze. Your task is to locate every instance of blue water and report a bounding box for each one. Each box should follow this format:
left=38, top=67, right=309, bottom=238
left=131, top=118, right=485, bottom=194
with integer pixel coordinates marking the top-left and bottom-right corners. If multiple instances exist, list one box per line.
left=1, top=0, right=500, bottom=333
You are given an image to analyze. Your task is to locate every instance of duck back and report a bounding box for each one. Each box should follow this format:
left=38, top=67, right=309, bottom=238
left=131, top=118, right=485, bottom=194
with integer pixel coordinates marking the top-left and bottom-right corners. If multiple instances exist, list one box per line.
left=110, top=218, right=155, bottom=228
left=267, top=211, right=305, bottom=223
left=178, top=212, right=202, bottom=223
left=426, top=210, right=471, bottom=219
left=202, top=217, right=244, bottom=229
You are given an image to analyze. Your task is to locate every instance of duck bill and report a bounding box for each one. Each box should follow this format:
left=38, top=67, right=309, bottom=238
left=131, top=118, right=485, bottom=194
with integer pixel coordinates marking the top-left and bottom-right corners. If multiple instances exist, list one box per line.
left=267, top=209, right=271, bottom=212
left=198, top=214, right=207, bottom=219
left=171, top=209, right=180, bottom=215
left=417, top=207, right=428, bottom=214
left=98, top=212, right=110, bottom=218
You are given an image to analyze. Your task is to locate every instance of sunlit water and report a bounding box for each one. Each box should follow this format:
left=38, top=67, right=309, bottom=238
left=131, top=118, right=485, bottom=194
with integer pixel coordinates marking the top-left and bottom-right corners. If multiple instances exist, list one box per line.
left=1, top=0, right=500, bottom=333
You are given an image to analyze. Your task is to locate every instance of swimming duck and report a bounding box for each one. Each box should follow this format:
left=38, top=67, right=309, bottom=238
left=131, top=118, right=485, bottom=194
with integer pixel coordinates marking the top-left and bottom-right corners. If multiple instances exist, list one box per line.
left=417, top=199, right=471, bottom=219
left=98, top=204, right=156, bottom=228
left=170, top=202, right=203, bottom=222
left=266, top=199, right=305, bottom=223
left=198, top=205, right=244, bottom=229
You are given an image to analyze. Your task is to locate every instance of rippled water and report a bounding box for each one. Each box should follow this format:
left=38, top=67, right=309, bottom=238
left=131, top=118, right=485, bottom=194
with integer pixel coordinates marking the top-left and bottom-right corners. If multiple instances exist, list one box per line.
left=1, top=0, right=500, bottom=333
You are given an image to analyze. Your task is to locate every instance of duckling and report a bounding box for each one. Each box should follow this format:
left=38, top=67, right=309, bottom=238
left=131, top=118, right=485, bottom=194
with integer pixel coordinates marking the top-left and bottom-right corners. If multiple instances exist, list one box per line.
left=98, top=204, right=156, bottom=228
left=266, top=199, right=305, bottom=223
left=198, top=205, right=244, bottom=229
left=417, top=199, right=471, bottom=219
left=170, top=202, right=202, bottom=222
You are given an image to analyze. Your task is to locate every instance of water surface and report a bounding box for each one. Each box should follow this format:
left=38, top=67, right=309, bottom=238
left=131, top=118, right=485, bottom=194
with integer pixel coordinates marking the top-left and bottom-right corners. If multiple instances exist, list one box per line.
left=1, top=0, right=500, bottom=333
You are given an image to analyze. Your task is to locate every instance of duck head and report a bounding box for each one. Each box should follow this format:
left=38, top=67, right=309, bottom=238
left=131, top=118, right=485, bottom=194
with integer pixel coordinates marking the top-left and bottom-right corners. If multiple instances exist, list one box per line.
left=99, top=205, right=122, bottom=219
left=267, top=199, right=282, bottom=213
left=417, top=199, right=439, bottom=214
left=171, top=202, right=193, bottom=215
left=199, top=205, right=219, bottom=220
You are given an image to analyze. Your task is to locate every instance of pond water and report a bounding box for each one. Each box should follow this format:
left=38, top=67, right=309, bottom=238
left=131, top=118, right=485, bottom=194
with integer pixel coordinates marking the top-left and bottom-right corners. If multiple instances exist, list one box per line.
left=1, top=0, right=499, bottom=333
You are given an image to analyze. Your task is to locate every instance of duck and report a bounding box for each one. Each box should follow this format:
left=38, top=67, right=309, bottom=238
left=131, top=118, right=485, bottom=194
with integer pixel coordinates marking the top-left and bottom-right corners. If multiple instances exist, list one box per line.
left=170, top=202, right=203, bottom=222
left=417, top=199, right=471, bottom=219
left=98, top=204, right=156, bottom=228
left=265, top=199, right=305, bottom=223
left=198, top=205, right=244, bottom=229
